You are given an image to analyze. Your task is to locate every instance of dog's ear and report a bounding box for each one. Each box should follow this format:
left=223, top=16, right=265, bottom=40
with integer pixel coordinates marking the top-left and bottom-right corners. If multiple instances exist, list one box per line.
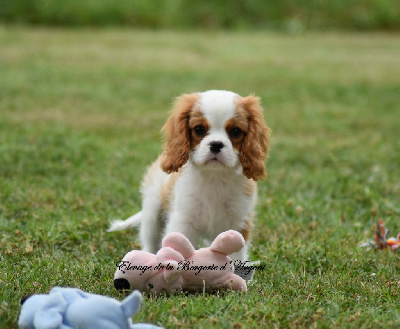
left=161, top=93, right=199, bottom=173
left=238, top=95, right=270, bottom=181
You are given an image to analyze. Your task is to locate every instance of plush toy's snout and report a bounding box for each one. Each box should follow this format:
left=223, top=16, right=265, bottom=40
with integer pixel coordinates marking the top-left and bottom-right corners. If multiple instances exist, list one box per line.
left=20, top=295, right=32, bottom=305
left=114, top=278, right=131, bottom=291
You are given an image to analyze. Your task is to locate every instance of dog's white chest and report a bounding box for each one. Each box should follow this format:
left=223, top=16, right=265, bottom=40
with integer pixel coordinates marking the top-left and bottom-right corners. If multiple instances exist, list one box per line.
left=171, top=168, right=255, bottom=237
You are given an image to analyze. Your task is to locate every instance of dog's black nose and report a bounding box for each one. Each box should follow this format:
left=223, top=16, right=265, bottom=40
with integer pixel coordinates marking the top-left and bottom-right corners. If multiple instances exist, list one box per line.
left=114, top=278, right=131, bottom=291
left=210, top=141, right=224, bottom=154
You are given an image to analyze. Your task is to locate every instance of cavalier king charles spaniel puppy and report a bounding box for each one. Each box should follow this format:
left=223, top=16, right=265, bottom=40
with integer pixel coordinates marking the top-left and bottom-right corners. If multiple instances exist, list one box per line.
left=108, top=90, right=270, bottom=262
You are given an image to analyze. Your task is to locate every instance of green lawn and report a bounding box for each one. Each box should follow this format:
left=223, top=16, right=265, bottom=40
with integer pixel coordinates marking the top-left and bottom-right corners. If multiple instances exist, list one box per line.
left=1, top=27, right=399, bottom=328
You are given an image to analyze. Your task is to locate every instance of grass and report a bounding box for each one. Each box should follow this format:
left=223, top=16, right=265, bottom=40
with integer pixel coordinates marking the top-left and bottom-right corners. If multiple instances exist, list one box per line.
left=0, top=26, right=399, bottom=328
left=1, top=0, right=400, bottom=30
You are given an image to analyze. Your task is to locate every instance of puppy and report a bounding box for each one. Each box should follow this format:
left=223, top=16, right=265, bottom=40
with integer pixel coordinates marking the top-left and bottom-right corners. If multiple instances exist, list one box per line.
left=108, top=90, right=270, bottom=262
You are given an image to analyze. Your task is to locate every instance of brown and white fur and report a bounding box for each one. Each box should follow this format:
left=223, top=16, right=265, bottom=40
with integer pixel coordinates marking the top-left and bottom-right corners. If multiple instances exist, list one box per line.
left=108, top=90, right=270, bottom=262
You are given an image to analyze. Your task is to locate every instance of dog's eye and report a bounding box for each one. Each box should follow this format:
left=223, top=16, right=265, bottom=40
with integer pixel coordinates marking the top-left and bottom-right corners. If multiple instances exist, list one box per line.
left=194, top=125, right=206, bottom=136
left=229, top=127, right=242, bottom=138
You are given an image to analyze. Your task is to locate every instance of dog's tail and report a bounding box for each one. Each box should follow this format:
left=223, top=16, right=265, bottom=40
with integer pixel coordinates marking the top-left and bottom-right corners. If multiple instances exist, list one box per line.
left=107, top=211, right=142, bottom=232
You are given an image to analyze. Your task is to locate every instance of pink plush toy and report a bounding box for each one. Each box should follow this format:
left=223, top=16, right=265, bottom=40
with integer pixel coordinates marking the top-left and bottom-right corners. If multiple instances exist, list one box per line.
left=114, top=230, right=247, bottom=294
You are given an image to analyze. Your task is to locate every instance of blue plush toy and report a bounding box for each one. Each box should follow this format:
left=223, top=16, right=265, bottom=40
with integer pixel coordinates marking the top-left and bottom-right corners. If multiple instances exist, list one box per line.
left=18, top=287, right=162, bottom=329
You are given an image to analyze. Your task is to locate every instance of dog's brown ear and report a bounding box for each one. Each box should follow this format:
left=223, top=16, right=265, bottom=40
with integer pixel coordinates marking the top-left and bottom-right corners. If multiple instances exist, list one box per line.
left=160, top=94, right=199, bottom=173
left=238, top=95, right=270, bottom=181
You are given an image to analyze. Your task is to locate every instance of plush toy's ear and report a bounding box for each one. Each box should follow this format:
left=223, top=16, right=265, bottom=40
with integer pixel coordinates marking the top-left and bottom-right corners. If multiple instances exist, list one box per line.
left=156, top=247, right=185, bottom=285
left=210, top=230, right=245, bottom=255
left=50, top=286, right=88, bottom=304
left=121, top=290, right=142, bottom=319
left=162, top=232, right=196, bottom=258
left=157, top=246, right=185, bottom=265
left=32, top=293, right=67, bottom=329
left=34, top=309, right=65, bottom=329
